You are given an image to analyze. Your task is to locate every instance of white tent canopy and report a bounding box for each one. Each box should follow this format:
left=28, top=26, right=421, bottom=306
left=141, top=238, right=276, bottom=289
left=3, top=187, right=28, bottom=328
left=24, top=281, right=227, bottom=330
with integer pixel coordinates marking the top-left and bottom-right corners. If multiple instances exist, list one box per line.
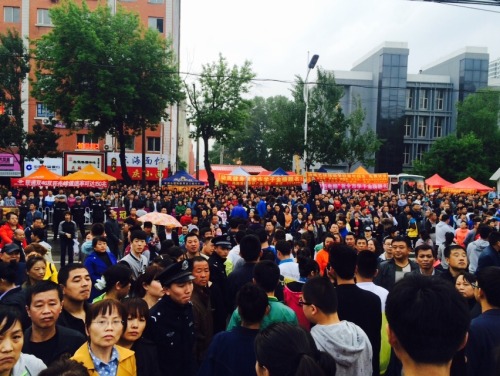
left=229, top=167, right=251, bottom=176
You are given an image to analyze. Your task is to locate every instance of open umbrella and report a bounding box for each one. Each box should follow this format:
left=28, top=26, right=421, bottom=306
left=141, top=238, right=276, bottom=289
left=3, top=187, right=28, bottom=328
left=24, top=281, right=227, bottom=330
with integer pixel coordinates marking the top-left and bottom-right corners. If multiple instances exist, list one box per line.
left=137, top=212, right=182, bottom=228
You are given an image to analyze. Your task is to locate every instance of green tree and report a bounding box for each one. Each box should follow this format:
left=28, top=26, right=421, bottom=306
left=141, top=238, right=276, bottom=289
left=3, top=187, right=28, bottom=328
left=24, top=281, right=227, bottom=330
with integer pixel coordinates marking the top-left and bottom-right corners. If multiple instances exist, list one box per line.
left=457, top=89, right=500, bottom=140
left=25, top=122, right=62, bottom=160
left=413, top=133, right=489, bottom=183
left=338, top=97, right=383, bottom=171
left=31, top=0, right=183, bottom=183
left=0, top=29, right=30, bottom=162
left=185, top=54, right=255, bottom=188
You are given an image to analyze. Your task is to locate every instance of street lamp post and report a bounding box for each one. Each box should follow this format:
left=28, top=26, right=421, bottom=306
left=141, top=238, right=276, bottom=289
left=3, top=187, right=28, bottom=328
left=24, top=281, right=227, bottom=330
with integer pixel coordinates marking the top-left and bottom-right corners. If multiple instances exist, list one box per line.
left=303, top=54, right=319, bottom=175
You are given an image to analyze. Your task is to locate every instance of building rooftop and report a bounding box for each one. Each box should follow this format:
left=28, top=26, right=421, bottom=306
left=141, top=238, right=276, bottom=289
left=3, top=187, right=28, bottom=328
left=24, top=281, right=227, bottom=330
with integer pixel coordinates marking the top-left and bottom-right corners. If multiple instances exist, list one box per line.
left=407, top=73, right=451, bottom=84
left=421, top=46, right=488, bottom=71
left=353, top=41, right=409, bottom=68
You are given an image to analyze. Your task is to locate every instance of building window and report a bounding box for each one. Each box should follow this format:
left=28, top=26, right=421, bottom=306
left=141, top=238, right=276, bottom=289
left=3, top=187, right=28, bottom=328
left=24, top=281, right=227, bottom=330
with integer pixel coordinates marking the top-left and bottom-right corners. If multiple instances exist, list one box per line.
left=403, top=145, right=411, bottom=165
left=122, top=135, right=135, bottom=151
left=148, top=17, right=164, bottom=33
left=435, top=89, right=444, bottom=110
left=36, top=103, right=55, bottom=118
left=149, top=0, right=164, bottom=3
left=418, top=117, right=427, bottom=138
left=37, top=9, right=53, bottom=26
left=147, top=137, right=161, bottom=152
left=76, top=134, right=99, bottom=150
left=416, top=144, right=427, bottom=161
left=419, top=89, right=428, bottom=110
left=404, top=117, right=411, bottom=137
left=4, top=7, right=20, bottom=23
left=406, top=89, right=413, bottom=109
left=434, top=118, right=443, bottom=139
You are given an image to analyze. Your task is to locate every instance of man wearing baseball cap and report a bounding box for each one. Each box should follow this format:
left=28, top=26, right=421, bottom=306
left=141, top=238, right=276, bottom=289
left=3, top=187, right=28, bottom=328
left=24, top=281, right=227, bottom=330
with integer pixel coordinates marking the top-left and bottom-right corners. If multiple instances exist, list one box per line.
left=144, top=260, right=196, bottom=376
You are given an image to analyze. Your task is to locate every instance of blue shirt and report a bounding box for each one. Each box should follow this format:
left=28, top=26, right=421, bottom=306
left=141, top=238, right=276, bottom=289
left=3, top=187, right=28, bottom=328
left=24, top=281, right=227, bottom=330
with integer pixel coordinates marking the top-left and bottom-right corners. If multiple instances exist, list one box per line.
left=88, top=345, right=119, bottom=376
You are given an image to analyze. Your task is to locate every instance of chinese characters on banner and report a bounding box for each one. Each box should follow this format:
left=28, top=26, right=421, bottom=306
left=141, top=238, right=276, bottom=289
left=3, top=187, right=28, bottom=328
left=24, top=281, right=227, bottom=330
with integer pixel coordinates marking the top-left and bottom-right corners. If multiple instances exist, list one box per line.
left=106, top=153, right=168, bottom=181
left=219, top=175, right=303, bottom=186
left=306, top=172, right=389, bottom=191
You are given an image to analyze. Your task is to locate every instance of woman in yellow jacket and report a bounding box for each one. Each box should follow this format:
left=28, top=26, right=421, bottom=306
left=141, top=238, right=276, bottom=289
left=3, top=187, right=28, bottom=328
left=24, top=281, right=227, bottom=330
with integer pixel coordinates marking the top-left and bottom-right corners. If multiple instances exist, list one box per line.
left=72, top=299, right=137, bottom=376
left=24, top=243, right=58, bottom=282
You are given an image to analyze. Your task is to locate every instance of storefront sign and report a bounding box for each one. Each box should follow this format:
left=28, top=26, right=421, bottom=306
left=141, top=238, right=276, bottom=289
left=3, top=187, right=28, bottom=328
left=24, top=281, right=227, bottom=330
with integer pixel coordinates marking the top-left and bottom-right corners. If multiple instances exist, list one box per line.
left=24, top=158, right=63, bottom=176
left=106, top=153, right=168, bottom=181
left=0, top=153, right=21, bottom=177
left=64, top=153, right=104, bottom=174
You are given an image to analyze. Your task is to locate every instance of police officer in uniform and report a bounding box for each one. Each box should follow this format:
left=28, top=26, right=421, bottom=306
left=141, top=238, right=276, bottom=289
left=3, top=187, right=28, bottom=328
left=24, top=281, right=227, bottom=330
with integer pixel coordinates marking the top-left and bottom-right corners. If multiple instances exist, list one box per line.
left=90, top=193, right=106, bottom=224
left=208, top=235, right=231, bottom=310
left=144, top=260, right=196, bottom=376
left=71, top=196, right=86, bottom=239
left=52, top=195, right=69, bottom=239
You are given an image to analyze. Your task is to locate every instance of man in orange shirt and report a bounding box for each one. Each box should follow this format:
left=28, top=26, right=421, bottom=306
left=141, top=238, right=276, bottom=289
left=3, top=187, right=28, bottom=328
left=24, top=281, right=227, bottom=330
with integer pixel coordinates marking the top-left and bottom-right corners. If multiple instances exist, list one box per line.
left=315, top=233, right=334, bottom=276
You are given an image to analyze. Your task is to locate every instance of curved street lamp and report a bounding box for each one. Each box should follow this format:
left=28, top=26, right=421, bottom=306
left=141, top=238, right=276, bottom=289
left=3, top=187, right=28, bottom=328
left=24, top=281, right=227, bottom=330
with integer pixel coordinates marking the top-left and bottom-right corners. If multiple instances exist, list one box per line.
left=303, top=54, right=319, bottom=175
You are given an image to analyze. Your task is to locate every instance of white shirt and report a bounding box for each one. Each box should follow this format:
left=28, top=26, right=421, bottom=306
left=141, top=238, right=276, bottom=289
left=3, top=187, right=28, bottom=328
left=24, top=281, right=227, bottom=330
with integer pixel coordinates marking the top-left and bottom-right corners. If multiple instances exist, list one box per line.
left=357, top=281, right=389, bottom=312
left=279, top=258, right=300, bottom=281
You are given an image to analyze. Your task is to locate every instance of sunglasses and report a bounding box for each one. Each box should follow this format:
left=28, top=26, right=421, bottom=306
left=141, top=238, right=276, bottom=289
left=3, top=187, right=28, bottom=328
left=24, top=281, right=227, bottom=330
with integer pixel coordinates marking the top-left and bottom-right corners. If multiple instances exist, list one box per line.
left=298, top=297, right=313, bottom=307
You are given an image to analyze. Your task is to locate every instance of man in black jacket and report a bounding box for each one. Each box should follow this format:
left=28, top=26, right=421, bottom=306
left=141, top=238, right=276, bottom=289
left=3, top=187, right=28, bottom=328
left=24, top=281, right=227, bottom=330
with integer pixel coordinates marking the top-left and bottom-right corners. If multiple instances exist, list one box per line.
left=70, top=196, right=86, bottom=240
left=328, top=243, right=382, bottom=376
left=24, top=281, right=86, bottom=366
left=105, top=209, right=122, bottom=258
left=374, top=236, right=418, bottom=292
left=145, top=260, right=196, bottom=376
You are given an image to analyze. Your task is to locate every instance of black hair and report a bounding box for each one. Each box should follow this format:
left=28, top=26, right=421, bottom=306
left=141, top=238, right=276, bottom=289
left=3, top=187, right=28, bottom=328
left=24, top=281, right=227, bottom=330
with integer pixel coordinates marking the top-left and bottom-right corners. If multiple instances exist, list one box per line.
left=255, top=323, right=336, bottom=376
left=441, top=214, right=450, bottom=222
left=92, top=236, right=107, bottom=248
left=444, top=244, right=466, bottom=259
left=31, top=227, right=45, bottom=240
left=26, top=255, right=46, bottom=273
left=38, top=356, right=89, bottom=376
left=143, top=221, right=153, bottom=229
left=414, top=244, right=436, bottom=258
left=275, top=240, right=292, bottom=256
left=26, top=280, right=62, bottom=307
left=302, top=276, right=337, bottom=314
left=130, top=230, right=147, bottom=242
left=236, top=283, right=268, bottom=324
left=356, top=250, right=379, bottom=279
left=160, top=240, right=175, bottom=254
left=253, top=260, right=280, bottom=293
left=123, top=218, right=137, bottom=226
left=235, top=230, right=246, bottom=244
left=122, top=297, right=149, bottom=320
left=185, top=232, right=199, bottom=241
left=444, top=232, right=455, bottom=246
left=99, top=264, right=133, bottom=293
left=297, top=252, right=319, bottom=278
left=476, top=266, right=500, bottom=308
left=135, top=265, right=164, bottom=297
left=489, top=231, right=500, bottom=247
left=391, top=235, right=411, bottom=249
left=456, top=271, right=477, bottom=285
left=90, top=223, right=105, bottom=236
left=0, top=260, right=18, bottom=284
left=477, top=225, right=492, bottom=240
left=274, top=230, right=286, bottom=242
left=255, top=228, right=268, bottom=243
left=85, top=300, right=127, bottom=331
left=239, top=235, right=261, bottom=262
left=58, top=264, right=88, bottom=286
left=5, top=212, right=18, bottom=220
left=328, top=243, right=357, bottom=280
left=386, top=275, right=469, bottom=365
left=0, top=305, right=22, bottom=336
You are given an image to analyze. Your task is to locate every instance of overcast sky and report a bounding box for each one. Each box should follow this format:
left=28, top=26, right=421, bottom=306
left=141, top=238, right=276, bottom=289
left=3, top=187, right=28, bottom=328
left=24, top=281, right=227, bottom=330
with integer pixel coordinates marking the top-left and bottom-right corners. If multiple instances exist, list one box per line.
left=180, top=0, right=500, bottom=98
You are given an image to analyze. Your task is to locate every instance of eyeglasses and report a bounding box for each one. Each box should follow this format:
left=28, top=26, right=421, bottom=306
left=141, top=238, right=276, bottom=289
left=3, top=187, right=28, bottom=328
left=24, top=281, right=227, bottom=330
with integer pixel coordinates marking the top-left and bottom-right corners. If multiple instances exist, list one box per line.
left=91, top=319, right=124, bottom=328
left=298, top=297, right=313, bottom=307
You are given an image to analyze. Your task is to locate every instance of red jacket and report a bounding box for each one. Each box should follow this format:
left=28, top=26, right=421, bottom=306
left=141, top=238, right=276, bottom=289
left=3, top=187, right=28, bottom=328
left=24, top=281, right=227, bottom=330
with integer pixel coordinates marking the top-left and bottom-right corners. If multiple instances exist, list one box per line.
left=0, top=223, right=27, bottom=249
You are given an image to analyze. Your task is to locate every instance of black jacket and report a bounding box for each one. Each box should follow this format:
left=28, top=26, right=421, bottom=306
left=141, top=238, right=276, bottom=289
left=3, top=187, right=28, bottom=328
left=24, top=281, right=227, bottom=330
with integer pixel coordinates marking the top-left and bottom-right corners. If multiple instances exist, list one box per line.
left=374, top=258, right=418, bottom=292
left=131, top=338, right=162, bottom=376
left=23, top=325, right=86, bottom=366
left=144, top=296, right=196, bottom=376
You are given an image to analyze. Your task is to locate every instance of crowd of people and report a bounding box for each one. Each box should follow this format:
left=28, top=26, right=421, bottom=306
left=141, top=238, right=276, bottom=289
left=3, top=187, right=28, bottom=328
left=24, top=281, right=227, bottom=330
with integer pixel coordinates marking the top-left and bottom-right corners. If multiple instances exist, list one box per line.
left=0, top=182, right=499, bottom=376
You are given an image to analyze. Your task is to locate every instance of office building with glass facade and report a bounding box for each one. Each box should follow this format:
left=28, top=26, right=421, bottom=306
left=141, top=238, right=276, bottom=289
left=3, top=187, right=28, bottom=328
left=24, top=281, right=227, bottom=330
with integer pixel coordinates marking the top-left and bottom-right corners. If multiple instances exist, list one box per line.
left=333, top=42, right=489, bottom=173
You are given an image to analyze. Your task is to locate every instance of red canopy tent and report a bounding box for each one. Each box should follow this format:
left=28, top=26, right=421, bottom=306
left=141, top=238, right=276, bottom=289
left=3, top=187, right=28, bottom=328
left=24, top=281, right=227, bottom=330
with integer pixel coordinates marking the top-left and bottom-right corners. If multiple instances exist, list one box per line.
left=425, top=174, right=452, bottom=191
left=441, top=177, right=493, bottom=194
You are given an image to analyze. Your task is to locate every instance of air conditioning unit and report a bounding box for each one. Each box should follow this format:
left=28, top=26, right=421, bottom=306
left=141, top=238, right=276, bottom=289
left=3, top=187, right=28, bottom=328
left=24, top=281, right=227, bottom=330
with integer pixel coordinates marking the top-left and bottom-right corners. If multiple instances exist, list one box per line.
left=41, top=118, right=51, bottom=125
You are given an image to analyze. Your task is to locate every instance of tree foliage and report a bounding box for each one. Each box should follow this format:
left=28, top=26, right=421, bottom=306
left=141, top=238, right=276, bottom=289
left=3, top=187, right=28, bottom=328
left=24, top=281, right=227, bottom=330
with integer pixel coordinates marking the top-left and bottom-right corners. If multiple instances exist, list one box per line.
left=413, top=133, right=489, bottom=183
left=415, top=89, right=500, bottom=184
left=185, top=54, right=255, bottom=188
left=31, top=0, right=183, bottom=183
left=0, top=29, right=30, bottom=162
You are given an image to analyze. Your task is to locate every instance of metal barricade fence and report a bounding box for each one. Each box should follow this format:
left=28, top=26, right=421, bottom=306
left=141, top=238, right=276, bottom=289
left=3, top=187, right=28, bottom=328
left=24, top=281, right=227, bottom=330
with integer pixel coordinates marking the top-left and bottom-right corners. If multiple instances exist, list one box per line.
left=41, top=207, right=101, bottom=226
